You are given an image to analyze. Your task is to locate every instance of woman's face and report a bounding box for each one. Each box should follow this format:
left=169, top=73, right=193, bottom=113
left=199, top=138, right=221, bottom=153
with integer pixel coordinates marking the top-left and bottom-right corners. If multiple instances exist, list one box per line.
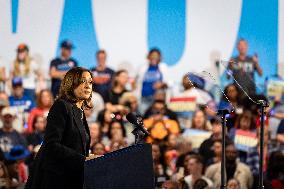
left=227, top=85, right=238, bottom=100
left=152, top=144, right=160, bottom=161
left=128, top=96, right=138, bottom=111
left=240, top=116, right=251, bottom=130
left=92, top=143, right=105, bottom=156
left=193, top=111, right=206, bottom=129
left=34, top=116, right=46, bottom=132
left=213, top=142, right=222, bottom=156
left=110, top=122, right=123, bottom=140
left=104, top=110, right=113, bottom=123
left=116, top=72, right=128, bottom=87
left=74, top=71, right=92, bottom=100
left=17, top=51, right=27, bottom=61
left=167, top=134, right=177, bottom=149
left=89, top=123, right=100, bottom=139
left=148, top=51, right=161, bottom=65
left=41, top=91, right=52, bottom=107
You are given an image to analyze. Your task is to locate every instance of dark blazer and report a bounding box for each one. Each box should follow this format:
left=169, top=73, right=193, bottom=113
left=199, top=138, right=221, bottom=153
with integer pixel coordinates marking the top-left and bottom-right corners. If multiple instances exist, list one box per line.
left=25, top=99, right=90, bottom=189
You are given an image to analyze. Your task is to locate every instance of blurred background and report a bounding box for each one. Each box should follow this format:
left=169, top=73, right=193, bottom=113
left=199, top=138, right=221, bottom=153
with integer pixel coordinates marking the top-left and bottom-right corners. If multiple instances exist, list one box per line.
left=0, top=0, right=284, bottom=189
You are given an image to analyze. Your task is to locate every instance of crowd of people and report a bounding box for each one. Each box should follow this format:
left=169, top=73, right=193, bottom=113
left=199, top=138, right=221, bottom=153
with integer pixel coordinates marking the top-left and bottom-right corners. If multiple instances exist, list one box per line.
left=0, top=38, right=283, bottom=189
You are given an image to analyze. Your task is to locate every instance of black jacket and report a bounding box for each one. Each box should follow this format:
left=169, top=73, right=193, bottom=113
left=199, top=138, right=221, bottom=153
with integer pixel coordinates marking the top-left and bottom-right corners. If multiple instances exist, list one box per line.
left=25, top=99, right=90, bottom=189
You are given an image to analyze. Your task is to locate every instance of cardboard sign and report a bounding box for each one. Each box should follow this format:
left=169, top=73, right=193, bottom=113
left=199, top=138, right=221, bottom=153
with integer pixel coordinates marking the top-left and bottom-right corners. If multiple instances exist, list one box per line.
left=182, top=128, right=212, bottom=149
left=168, top=97, right=197, bottom=118
left=234, top=129, right=258, bottom=152
left=267, top=79, right=284, bottom=99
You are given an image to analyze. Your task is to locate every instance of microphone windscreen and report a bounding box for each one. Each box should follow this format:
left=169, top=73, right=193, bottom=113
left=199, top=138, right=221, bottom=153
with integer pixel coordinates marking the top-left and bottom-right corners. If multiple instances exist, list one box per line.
left=126, top=113, right=138, bottom=125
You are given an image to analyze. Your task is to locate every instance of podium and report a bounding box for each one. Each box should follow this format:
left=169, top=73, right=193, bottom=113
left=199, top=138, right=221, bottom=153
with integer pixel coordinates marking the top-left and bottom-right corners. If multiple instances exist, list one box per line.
left=84, top=144, right=155, bottom=189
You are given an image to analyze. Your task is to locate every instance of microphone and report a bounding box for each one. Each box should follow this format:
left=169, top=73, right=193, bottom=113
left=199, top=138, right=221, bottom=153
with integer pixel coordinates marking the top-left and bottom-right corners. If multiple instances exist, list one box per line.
left=126, top=113, right=150, bottom=136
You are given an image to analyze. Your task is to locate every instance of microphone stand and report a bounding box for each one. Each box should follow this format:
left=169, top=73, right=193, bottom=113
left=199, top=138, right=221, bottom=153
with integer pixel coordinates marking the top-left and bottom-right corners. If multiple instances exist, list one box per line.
left=218, top=109, right=229, bottom=189
left=132, top=128, right=146, bottom=145
left=257, top=100, right=269, bottom=189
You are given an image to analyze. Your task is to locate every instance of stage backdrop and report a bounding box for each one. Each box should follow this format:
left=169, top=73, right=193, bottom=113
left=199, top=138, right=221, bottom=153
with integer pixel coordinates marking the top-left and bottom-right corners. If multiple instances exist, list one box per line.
left=0, top=0, right=283, bottom=87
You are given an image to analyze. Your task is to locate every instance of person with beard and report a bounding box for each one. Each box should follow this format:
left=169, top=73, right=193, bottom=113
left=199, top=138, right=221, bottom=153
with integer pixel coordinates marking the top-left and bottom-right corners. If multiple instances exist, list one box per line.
left=205, top=143, right=253, bottom=189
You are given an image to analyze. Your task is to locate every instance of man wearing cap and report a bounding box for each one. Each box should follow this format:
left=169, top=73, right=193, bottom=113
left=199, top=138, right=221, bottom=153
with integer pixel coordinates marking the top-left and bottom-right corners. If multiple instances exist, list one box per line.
left=0, top=107, right=27, bottom=153
left=49, top=40, right=78, bottom=97
left=9, top=77, right=35, bottom=112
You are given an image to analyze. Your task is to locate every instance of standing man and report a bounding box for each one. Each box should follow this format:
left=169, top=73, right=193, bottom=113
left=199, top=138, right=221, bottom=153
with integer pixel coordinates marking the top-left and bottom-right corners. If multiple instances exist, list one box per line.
left=228, top=39, right=263, bottom=96
left=91, top=50, right=114, bottom=102
left=49, top=40, right=78, bottom=98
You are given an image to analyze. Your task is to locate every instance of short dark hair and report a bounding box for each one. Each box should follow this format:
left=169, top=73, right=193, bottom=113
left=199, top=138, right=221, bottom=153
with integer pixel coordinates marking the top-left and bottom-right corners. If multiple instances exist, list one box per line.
left=193, top=178, right=208, bottom=189
left=188, top=154, right=204, bottom=165
left=112, top=69, right=128, bottom=88
left=57, top=67, right=93, bottom=109
left=96, top=49, right=106, bottom=57
left=237, top=38, right=247, bottom=44
left=148, top=48, right=161, bottom=56
left=213, top=138, right=222, bottom=145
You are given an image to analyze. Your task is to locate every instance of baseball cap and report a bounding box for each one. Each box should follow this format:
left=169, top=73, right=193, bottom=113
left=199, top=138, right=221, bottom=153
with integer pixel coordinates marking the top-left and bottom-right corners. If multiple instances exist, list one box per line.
left=12, top=77, right=23, bottom=87
left=1, top=106, right=16, bottom=116
left=17, top=43, right=29, bottom=53
left=60, top=40, right=74, bottom=49
left=0, top=99, right=9, bottom=107
left=187, top=73, right=205, bottom=89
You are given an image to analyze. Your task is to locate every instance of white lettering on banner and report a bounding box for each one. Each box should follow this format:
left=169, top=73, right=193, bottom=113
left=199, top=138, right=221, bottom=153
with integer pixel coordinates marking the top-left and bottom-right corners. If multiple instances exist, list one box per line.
left=234, top=129, right=258, bottom=152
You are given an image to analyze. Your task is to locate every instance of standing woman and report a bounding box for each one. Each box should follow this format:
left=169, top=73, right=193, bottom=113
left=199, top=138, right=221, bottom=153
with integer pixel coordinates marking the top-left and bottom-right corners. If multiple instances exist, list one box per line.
left=25, top=67, right=96, bottom=189
left=11, top=44, right=44, bottom=100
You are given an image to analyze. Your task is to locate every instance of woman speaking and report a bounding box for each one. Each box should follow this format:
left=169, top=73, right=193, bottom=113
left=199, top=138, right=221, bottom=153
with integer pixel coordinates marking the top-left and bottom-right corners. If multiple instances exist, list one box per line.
left=25, top=67, right=97, bottom=189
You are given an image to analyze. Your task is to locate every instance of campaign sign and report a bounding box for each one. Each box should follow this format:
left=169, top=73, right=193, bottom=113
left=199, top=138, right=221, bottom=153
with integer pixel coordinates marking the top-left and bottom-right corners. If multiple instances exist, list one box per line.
left=168, top=97, right=197, bottom=118
left=182, top=128, right=211, bottom=149
left=234, top=129, right=258, bottom=152
left=267, top=79, right=284, bottom=100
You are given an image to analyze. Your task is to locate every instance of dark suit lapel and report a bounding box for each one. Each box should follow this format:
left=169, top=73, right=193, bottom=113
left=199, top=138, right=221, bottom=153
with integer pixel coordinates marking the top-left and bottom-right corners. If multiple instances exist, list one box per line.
left=72, top=106, right=86, bottom=155
left=82, top=113, right=90, bottom=156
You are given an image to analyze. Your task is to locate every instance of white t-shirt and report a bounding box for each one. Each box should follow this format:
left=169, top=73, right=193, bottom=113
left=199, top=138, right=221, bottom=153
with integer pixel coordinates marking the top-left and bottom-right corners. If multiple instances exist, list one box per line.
left=184, top=175, right=213, bottom=189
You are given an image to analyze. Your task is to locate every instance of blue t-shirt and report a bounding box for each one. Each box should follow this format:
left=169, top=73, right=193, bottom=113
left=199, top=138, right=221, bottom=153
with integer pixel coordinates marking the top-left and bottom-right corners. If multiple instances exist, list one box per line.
left=141, top=65, right=162, bottom=97
left=9, top=95, right=35, bottom=112
left=50, top=57, right=78, bottom=97
left=91, top=67, right=115, bottom=102
left=0, top=129, right=27, bottom=153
